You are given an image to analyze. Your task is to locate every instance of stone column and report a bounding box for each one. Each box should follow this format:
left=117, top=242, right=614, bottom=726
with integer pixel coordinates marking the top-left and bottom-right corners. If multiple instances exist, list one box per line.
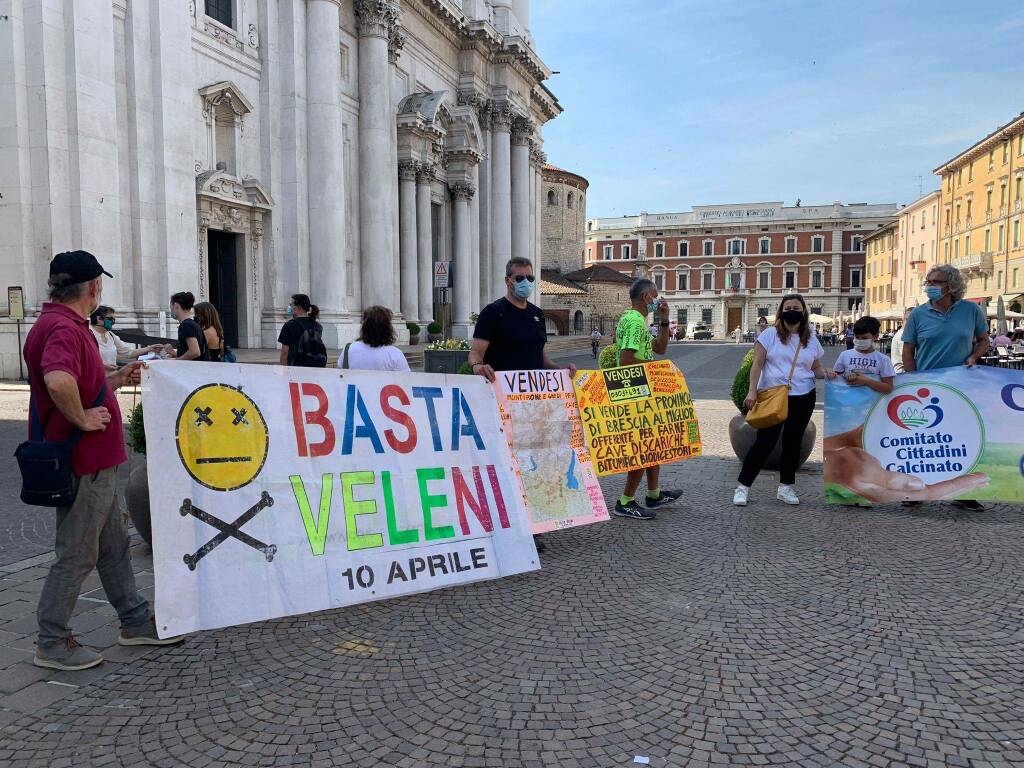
left=490, top=102, right=512, bottom=295
left=472, top=98, right=492, bottom=308
left=398, top=160, right=419, bottom=323
left=510, top=116, right=533, bottom=263
left=470, top=161, right=481, bottom=315
left=416, top=162, right=435, bottom=325
left=451, top=183, right=476, bottom=339
left=307, top=0, right=346, bottom=313
left=355, top=0, right=399, bottom=310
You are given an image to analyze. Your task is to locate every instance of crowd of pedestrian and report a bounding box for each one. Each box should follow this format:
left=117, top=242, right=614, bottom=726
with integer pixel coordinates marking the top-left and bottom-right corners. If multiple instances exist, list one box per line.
left=16, top=246, right=1002, bottom=673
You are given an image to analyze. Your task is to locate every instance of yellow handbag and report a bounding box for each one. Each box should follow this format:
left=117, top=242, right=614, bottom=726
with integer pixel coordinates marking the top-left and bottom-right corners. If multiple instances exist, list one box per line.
left=745, top=342, right=801, bottom=430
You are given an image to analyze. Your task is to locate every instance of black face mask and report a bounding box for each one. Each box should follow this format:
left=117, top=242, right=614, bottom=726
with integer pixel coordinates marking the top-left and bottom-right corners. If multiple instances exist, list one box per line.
left=781, top=310, right=804, bottom=325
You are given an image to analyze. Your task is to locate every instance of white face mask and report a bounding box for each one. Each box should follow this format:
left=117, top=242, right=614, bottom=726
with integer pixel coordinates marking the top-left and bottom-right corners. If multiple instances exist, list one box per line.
left=853, top=338, right=874, bottom=352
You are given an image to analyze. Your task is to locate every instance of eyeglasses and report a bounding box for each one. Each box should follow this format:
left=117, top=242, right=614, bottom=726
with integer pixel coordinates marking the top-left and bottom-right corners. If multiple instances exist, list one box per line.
left=509, top=275, right=535, bottom=283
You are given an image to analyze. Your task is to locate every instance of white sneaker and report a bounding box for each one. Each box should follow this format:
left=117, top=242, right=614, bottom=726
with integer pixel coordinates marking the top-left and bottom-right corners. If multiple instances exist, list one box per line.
left=777, top=485, right=800, bottom=505
left=733, top=485, right=749, bottom=506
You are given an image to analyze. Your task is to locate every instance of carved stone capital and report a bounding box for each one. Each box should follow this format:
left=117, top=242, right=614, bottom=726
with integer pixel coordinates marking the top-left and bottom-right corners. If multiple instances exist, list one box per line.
left=490, top=101, right=513, bottom=132
left=416, top=161, right=436, bottom=184
left=355, top=0, right=400, bottom=40
left=450, top=183, right=476, bottom=201
left=511, top=115, right=535, bottom=145
left=398, top=160, right=419, bottom=181
left=388, top=25, right=406, bottom=64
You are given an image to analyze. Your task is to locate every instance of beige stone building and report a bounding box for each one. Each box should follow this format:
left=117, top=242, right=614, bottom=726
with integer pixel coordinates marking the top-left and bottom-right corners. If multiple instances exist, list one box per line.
left=893, top=191, right=941, bottom=314
left=934, top=111, right=1024, bottom=316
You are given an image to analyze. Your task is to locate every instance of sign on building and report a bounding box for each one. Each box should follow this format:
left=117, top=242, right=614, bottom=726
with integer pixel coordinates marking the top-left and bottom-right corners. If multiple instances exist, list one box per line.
left=433, top=261, right=452, bottom=288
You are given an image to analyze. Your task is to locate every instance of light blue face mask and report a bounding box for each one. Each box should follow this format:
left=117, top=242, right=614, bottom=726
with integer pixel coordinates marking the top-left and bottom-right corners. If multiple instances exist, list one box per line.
left=513, top=279, right=533, bottom=299
left=925, top=285, right=943, bottom=301
left=286, top=304, right=294, bottom=317
left=646, top=299, right=659, bottom=314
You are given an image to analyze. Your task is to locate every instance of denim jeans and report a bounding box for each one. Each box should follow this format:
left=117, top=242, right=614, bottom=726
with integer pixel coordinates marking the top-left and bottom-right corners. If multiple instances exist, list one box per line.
left=37, top=467, right=150, bottom=647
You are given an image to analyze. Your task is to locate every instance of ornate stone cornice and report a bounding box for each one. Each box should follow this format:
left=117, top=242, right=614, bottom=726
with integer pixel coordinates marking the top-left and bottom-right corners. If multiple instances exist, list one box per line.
left=355, top=0, right=400, bottom=39
left=450, top=183, right=476, bottom=201
left=530, top=145, right=546, bottom=169
left=398, top=160, right=419, bottom=181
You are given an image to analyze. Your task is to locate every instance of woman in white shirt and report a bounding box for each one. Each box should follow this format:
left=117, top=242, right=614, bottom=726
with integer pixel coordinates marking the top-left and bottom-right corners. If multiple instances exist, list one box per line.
left=339, top=306, right=410, bottom=372
left=89, top=305, right=160, bottom=371
left=734, top=294, right=825, bottom=507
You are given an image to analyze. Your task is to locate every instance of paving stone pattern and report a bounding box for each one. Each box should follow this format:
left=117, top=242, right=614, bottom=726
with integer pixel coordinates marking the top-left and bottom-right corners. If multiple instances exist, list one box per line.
left=1, top=400, right=1023, bottom=766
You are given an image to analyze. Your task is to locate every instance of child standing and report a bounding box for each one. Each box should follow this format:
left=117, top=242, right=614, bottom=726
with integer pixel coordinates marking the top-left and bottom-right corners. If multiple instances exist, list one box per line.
left=826, top=316, right=895, bottom=394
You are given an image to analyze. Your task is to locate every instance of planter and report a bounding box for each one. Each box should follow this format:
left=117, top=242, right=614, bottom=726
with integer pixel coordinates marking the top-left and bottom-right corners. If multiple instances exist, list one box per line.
left=427, top=332, right=443, bottom=343
left=727, top=413, right=816, bottom=472
left=125, top=454, right=153, bottom=547
left=424, top=349, right=470, bottom=374
left=408, top=334, right=420, bottom=345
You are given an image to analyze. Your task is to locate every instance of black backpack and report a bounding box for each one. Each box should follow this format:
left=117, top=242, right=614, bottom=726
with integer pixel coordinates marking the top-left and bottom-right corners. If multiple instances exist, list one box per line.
left=291, top=323, right=327, bottom=367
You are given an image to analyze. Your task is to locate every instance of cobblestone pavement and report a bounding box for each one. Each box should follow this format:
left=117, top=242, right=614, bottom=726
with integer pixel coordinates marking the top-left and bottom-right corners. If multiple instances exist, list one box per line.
left=3, top=395, right=1024, bottom=767
left=0, top=389, right=142, bottom=568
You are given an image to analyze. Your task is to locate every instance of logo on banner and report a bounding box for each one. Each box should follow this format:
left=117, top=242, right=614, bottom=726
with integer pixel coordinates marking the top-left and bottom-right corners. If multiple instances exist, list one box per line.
left=864, top=383, right=984, bottom=483
left=886, top=388, right=944, bottom=430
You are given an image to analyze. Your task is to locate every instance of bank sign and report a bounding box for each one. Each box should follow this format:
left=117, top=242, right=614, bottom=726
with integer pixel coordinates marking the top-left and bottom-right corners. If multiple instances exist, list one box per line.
left=824, top=367, right=1024, bottom=506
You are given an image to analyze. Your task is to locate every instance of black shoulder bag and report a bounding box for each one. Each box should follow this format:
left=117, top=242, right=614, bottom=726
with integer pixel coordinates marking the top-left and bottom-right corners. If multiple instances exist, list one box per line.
left=15, top=382, right=107, bottom=507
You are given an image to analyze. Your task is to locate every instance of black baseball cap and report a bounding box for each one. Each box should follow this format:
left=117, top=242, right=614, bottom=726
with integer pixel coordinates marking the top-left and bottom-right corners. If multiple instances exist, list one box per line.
left=49, top=250, right=113, bottom=283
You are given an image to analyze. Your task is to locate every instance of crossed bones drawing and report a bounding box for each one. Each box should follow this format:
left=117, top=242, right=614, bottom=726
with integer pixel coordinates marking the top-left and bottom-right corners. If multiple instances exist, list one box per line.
left=179, top=491, right=277, bottom=571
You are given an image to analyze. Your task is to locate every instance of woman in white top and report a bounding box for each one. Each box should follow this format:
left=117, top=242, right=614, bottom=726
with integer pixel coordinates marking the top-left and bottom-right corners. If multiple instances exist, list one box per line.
left=339, top=305, right=411, bottom=372
left=734, top=294, right=825, bottom=507
left=89, top=305, right=160, bottom=371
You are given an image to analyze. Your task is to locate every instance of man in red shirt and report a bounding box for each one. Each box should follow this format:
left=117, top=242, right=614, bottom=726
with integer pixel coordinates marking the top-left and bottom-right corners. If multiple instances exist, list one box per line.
left=24, top=251, right=185, bottom=671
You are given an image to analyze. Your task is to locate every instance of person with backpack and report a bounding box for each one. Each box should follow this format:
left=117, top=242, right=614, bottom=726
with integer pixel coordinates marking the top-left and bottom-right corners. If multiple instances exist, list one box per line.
left=278, top=293, right=327, bottom=367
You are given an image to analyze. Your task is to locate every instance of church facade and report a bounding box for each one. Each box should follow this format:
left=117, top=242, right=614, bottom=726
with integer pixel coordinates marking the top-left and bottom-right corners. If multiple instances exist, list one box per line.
left=0, top=0, right=559, bottom=376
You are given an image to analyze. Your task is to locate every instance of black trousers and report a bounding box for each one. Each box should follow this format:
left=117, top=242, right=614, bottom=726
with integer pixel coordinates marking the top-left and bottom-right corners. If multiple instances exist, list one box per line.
left=738, top=390, right=816, bottom=487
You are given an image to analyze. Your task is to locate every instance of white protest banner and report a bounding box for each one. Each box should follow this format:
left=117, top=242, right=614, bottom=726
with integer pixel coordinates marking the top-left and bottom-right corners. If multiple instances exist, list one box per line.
left=492, top=369, right=608, bottom=534
left=143, top=362, right=538, bottom=636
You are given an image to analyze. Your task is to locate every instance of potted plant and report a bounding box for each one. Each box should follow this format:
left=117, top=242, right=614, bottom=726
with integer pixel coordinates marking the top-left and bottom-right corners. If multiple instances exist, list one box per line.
left=424, top=338, right=471, bottom=373
left=598, top=344, right=618, bottom=369
left=726, top=349, right=816, bottom=470
left=125, top=402, right=153, bottom=547
left=406, top=322, right=421, bottom=345
left=426, top=320, right=443, bottom=343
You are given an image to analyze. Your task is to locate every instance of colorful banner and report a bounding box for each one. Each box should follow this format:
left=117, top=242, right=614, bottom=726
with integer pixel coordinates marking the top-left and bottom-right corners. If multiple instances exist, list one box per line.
left=572, top=360, right=702, bottom=477
left=824, top=366, right=1024, bottom=505
left=492, top=369, right=608, bottom=533
left=143, top=362, right=538, bottom=636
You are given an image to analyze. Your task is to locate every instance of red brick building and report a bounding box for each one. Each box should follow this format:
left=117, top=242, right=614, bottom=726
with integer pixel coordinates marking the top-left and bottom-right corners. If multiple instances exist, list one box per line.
left=583, top=202, right=899, bottom=335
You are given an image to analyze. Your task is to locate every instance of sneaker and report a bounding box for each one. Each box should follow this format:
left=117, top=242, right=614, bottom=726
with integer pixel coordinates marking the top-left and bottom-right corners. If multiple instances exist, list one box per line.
left=118, top=617, right=186, bottom=647
left=776, top=485, right=800, bottom=505
left=33, top=635, right=102, bottom=671
left=954, top=500, right=984, bottom=511
left=613, top=499, right=656, bottom=520
left=645, top=489, right=683, bottom=508
left=733, top=485, right=749, bottom=506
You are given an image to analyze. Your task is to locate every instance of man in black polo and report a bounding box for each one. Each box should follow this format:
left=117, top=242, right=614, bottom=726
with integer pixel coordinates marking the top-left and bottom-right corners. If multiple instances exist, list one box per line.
left=470, top=257, right=575, bottom=552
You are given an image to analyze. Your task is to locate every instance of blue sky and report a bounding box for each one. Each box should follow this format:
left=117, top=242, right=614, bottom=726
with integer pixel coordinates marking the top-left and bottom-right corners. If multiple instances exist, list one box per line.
left=531, top=1, right=1024, bottom=218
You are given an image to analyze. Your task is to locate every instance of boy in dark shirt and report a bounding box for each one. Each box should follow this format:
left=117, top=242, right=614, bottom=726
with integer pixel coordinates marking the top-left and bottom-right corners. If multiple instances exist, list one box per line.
left=170, top=291, right=207, bottom=361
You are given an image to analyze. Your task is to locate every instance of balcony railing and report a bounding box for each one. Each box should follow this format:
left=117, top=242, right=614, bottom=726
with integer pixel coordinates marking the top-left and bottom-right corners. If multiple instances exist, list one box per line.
left=950, top=251, right=994, bottom=274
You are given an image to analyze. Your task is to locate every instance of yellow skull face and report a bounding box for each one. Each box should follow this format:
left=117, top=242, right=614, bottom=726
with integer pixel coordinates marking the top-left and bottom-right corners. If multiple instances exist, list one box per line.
left=176, top=384, right=269, bottom=491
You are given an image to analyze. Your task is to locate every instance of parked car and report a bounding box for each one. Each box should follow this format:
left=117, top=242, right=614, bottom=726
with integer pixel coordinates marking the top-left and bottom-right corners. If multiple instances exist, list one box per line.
left=688, top=322, right=714, bottom=340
